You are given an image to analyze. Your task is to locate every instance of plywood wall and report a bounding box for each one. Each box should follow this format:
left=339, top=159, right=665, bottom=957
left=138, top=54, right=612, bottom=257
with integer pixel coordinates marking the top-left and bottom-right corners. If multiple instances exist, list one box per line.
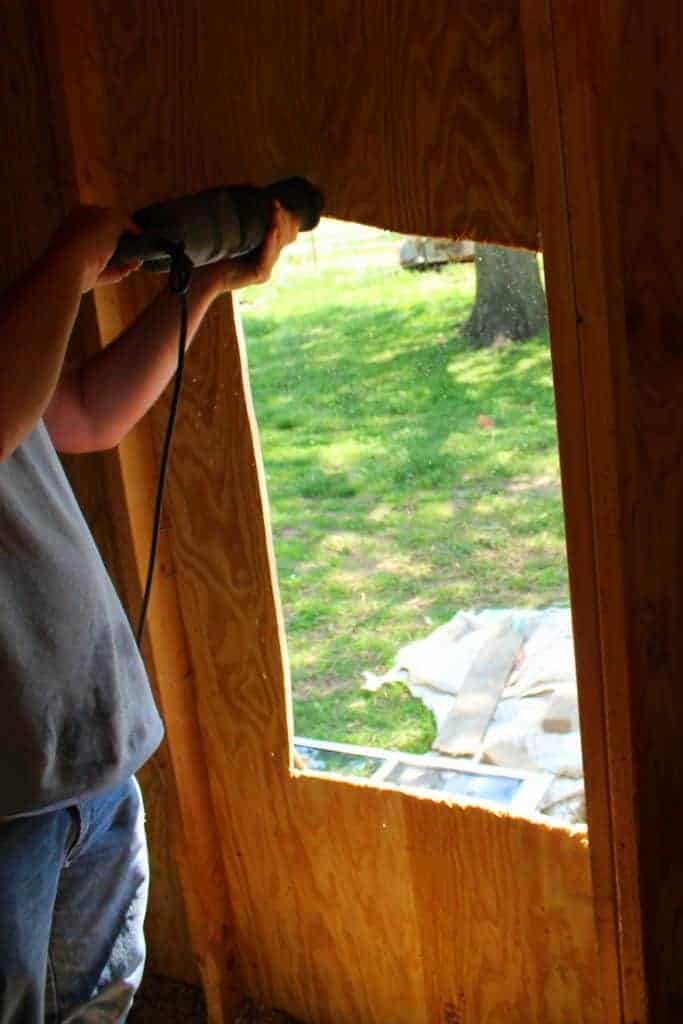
left=4, top=2, right=610, bottom=1021
left=522, top=2, right=683, bottom=1020
left=74, top=0, right=538, bottom=248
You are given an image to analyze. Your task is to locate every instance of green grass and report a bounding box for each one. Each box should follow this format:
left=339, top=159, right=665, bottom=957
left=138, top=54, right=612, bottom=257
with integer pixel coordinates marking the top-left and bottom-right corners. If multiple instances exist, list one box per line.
left=293, top=683, right=436, bottom=754
left=240, top=222, right=567, bottom=752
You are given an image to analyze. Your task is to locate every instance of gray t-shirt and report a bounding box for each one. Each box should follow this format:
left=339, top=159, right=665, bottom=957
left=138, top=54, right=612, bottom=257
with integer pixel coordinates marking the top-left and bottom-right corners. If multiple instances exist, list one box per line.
left=0, top=421, right=163, bottom=816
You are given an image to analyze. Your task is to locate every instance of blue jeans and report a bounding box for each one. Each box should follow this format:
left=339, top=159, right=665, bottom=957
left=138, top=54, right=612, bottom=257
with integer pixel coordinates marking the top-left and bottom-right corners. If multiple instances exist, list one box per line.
left=0, top=777, right=148, bottom=1023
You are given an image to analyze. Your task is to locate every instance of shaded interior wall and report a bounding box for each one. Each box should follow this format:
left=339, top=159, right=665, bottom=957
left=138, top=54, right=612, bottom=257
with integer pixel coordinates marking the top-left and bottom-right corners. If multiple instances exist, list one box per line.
left=5, top=3, right=607, bottom=1022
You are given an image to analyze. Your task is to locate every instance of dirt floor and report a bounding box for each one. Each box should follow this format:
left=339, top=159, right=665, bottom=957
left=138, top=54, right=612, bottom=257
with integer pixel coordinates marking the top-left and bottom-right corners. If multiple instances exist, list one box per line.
left=128, top=973, right=304, bottom=1024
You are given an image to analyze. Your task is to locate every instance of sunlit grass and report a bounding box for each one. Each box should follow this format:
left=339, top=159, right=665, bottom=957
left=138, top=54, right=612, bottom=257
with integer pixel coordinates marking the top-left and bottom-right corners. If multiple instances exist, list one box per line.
left=239, top=223, right=567, bottom=751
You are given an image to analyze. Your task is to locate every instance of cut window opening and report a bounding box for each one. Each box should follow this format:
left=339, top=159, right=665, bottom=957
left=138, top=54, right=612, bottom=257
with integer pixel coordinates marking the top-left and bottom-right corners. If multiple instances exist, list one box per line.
left=239, top=218, right=584, bottom=828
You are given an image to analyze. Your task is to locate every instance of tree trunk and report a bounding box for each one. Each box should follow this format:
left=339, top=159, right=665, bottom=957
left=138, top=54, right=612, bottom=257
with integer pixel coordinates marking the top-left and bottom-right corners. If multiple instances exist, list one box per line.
left=463, top=244, right=547, bottom=347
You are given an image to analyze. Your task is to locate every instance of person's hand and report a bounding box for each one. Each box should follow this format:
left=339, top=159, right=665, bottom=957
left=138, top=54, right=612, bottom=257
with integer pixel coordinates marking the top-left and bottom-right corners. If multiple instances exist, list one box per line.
left=196, top=200, right=300, bottom=296
left=48, top=205, right=141, bottom=293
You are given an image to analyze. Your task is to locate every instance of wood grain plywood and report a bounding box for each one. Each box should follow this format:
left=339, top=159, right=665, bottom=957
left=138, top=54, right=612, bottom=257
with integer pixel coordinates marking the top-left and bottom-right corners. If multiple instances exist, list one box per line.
left=36, top=2, right=603, bottom=1021
left=404, top=800, right=599, bottom=1023
left=90, top=0, right=538, bottom=248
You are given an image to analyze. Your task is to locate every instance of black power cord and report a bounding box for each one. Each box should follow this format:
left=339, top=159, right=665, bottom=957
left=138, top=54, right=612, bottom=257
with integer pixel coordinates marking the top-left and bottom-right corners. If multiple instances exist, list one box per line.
left=135, top=242, right=194, bottom=646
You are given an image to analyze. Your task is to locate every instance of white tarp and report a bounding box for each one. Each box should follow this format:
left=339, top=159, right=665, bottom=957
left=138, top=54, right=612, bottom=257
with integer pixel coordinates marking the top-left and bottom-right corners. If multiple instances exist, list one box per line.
left=362, top=606, right=585, bottom=822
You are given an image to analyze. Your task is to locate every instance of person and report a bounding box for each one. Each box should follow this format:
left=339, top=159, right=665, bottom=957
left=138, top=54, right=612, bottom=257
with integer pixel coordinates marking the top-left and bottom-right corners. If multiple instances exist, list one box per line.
left=0, top=200, right=298, bottom=1023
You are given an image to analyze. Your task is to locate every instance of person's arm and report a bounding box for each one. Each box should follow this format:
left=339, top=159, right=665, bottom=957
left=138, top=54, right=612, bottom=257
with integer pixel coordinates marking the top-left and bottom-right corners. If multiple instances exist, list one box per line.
left=44, top=202, right=298, bottom=454
left=0, top=206, right=138, bottom=462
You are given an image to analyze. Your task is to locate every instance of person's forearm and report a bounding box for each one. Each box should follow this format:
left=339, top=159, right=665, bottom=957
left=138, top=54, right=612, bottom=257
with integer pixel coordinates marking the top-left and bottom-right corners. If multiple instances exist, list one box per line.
left=44, top=203, right=297, bottom=454
left=59, top=269, right=223, bottom=451
left=0, top=247, right=86, bottom=460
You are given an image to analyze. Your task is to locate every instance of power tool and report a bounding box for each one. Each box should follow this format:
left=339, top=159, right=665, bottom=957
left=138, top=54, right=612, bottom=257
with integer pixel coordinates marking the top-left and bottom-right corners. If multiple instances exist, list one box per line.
left=124, top=176, right=324, bottom=645
left=109, top=176, right=323, bottom=272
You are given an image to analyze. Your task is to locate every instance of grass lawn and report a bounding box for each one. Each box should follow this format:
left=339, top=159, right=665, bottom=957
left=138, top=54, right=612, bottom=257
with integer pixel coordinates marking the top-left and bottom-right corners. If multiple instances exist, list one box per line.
left=239, top=221, right=568, bottom=753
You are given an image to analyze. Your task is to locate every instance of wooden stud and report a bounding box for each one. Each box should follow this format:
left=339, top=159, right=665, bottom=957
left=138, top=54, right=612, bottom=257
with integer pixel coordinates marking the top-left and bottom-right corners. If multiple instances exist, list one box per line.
left=520, top=3, right=628, bottom=1018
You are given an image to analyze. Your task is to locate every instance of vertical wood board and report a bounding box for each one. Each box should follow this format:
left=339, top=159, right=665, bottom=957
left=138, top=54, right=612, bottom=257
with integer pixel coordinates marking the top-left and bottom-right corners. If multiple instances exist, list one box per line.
left=523, top=0, right=683, bottom=1019
left=519, top=3, right=626, bottom=1019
